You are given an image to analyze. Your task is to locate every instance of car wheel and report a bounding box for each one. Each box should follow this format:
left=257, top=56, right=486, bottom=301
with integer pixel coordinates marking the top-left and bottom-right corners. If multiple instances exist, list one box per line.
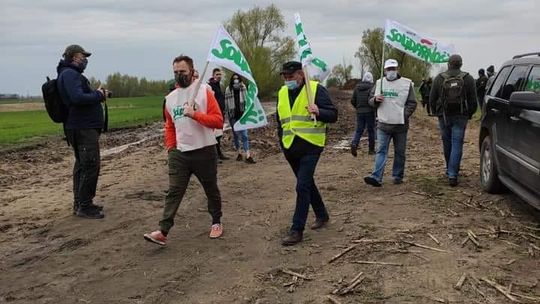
left=480, top=136, right=505, bottom=193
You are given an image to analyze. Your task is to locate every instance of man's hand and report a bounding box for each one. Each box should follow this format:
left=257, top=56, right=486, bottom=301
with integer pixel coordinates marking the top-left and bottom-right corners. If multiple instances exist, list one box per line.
left=375, top=95, right=384, bottom=103
left=306, top=103, right=319, bottom=116
left=183, top=104, right=195, bottom=118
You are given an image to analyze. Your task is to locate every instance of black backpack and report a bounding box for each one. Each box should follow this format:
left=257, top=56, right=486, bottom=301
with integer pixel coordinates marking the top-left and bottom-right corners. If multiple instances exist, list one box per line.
left=441, top=72, right=468, bottom=114
left=42, top=76, right=68, bottom=123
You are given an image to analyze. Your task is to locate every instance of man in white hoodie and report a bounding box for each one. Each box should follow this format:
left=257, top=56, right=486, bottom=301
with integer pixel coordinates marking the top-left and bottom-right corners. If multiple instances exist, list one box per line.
left=364, top=59, right=417, bottom=187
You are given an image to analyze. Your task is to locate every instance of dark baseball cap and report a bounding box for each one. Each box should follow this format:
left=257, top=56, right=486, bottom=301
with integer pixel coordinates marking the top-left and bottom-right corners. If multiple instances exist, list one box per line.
left=280, top=61, right=302, bottom=74
left=63, top=44, right=92, bottom=58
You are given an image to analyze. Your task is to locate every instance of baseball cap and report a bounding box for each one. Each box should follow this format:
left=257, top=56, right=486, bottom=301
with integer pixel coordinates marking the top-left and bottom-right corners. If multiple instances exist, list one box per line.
left=280, top=61, right=303, bottom=74
left=384, top=59, right=398, bottom=69
left=63, top=44, right=92, bottom=58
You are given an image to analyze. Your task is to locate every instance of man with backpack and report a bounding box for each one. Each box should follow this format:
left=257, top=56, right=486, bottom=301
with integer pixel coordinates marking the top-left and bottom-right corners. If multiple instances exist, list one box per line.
left=56, top=44, right=108, bottom=219
left=429, top=54, right=477, bottom=187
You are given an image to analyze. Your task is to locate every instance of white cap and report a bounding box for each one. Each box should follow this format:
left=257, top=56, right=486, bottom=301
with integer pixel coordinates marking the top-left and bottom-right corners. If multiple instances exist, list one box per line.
left=384, top=59, right=398, bottom=69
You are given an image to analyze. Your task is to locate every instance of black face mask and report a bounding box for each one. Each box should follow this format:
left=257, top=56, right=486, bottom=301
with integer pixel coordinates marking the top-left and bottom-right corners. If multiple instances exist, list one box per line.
left=175, top=73, right=191, bottom=88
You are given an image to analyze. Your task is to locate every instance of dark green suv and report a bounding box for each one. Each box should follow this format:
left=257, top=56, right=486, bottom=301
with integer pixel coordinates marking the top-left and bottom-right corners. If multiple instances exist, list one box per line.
left=479, top=52, right=540, bottom=210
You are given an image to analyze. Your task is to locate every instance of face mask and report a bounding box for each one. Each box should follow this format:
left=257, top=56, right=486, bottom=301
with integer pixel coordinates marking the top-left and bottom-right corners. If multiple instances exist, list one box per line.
left=285, top=80, right=299, bottom=90
left=386, top=71, right=397, bottom=81
left=76, top=58, right=88, bottom=71
left=175, top=73, right=191, bottom=88
left=233, top=79, right=239, bottom=84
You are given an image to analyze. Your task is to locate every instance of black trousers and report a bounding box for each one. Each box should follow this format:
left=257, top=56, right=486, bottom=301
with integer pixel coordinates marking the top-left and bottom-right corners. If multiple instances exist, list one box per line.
left=65, top=128, right=101, bottom=207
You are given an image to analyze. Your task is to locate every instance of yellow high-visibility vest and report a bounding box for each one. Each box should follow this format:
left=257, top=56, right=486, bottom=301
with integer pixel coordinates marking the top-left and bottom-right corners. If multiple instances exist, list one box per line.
left=277, top=80, right=327, bottom=148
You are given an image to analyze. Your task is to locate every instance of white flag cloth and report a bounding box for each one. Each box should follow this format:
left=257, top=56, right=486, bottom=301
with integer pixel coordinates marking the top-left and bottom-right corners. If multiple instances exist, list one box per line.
left=294, top=13, right=330, bottom=81
left=384, top=19, right=455, bottom=63
left=207, top=25, right=267, bottom=131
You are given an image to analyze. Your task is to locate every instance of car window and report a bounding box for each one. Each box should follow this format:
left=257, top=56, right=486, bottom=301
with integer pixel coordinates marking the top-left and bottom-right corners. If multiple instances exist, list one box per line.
left=499, top=65, right=529, bottom=100
left=525, top=66, right=540, bottom=94
left=489, top=66, right=511, bottom=98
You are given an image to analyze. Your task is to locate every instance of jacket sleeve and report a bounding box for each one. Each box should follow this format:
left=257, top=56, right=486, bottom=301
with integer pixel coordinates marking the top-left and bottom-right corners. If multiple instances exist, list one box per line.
left=350, top=88, right=357, bottom=108
left=164, top=108, right=177, bottom=151
left=192, top=89, right=224, bottom=129
left=314, top=84, right=338, bottom=123
left=368, top=83, right=377, bottom=107
left=62, top=69, right=104, bottom=106
left=404, top=84, right=418, bottom=120
left=429, top=75, right=442, bottom=115
left=466, top=74, right=478, bottom=117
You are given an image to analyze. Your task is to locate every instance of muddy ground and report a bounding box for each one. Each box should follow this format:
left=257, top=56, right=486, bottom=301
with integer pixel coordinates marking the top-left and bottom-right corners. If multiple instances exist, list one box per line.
left=1, top=89, right=539, bottom=304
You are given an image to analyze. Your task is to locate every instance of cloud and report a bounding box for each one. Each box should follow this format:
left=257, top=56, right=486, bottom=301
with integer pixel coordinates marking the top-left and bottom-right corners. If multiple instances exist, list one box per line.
left=0, top=0, right=538, bottom=95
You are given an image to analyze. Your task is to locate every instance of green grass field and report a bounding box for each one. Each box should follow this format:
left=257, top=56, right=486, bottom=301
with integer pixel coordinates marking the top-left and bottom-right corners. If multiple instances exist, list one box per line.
left=0, top=96, right=163, bottom=146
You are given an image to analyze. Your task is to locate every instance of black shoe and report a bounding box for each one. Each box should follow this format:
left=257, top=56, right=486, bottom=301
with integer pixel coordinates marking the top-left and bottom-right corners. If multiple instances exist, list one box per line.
left=449, top=177, right=458, bottom=187
left=364, top=176, right=382, bottom=187
left=310, top=218, right=329, bottom=230
left=73, top=202, right=102, bottom=215
left=368, top=149, right=375, bottom=155
left=76, top=205, right=105, bottom=219
left=351, top=144, right=358, bottom=157
left=281, top=230, right=303, bottom=246
left=236, top=154, right=243, bottom=161
left=218, top=153, right=230, bottom=160
left=245, top=156, right=256, bottom=164
left=392, top=179, right=403, bottom=185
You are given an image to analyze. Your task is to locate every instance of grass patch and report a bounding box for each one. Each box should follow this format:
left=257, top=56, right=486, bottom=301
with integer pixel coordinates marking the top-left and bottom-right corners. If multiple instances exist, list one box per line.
left=0, top=96, right=163, bottom=146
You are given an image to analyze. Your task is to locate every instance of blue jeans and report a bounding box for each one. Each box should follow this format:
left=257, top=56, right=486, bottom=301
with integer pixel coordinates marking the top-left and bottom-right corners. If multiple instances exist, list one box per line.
left=438, top=116, right=468, bottom=178
left=232, top=129, right=249, bottom=152
left=370, top=128, right=408, bottom=183
left=352, top=112, right=375, bottom=150
left=284, top=152, right=329, bottom=232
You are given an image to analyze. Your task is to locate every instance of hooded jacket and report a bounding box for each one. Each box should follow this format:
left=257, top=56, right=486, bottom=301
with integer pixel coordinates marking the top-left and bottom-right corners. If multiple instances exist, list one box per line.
left=351, top=81, right=375, bottom=113
left=56, top=60, right=104, bottom=130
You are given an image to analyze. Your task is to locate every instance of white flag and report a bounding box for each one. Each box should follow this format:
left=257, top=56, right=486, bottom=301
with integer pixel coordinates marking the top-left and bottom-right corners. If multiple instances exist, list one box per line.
left=294, top=13, right=330, bottom=81
left=207, top=25, right=267, bottom=131
left=384, top=19, right=455, bottom=63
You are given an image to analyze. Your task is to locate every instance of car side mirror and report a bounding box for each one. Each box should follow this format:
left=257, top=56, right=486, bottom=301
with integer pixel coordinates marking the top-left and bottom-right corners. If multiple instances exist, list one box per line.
left=509, top=91, right=540, bottom=111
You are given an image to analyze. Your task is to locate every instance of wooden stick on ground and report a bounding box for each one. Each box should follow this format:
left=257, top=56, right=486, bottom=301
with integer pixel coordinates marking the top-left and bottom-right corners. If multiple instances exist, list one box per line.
left=328, top=244, right=358, bottom=264
left=281, top=269, right=311, bottom=280
left=468, top=230, right=481, bottom=247
left=427, top=233, right=441, bottom=245
left=353, top=260, right=403, bottom=266
left=339, top=272, right=365, bottom=295
left=404, top=241, right=449, bottom=253
left=454, top=273, right=467, bottom=290
left=481, top=277, right=522, bottom=303
left=326, top=295, right=343, bottom=304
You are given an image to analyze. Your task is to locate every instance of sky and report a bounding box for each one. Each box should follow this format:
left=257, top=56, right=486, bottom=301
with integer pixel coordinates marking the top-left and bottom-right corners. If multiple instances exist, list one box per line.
left=1, top=0, right=538, bottom=96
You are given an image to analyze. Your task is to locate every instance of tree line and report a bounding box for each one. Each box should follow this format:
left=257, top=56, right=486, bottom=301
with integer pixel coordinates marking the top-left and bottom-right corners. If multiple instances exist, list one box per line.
left=89, top=73, right=171, bottom=98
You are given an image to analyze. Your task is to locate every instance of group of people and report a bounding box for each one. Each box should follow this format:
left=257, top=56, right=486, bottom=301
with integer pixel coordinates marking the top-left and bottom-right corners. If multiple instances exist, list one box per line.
left=56, top=43, right=479, bottom=247
left=351, top=54, right=478, bottom=189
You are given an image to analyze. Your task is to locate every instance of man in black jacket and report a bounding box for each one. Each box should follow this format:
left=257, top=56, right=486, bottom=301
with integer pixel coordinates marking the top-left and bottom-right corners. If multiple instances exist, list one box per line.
left=429, top=54, right=477, bottom=187
left=350, top=72, right=375, bottom=156
left=276, top=61, right=338, bottom=246
left=476, top=68, right=489, bottom=108
left=207, top=68, right=228, bottom=160
left=57, top=44, right=107, bottom=219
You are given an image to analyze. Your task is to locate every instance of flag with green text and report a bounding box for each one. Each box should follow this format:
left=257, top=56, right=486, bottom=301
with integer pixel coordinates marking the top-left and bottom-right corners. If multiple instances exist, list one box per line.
left=207, top=25, right=267, bottom=131
left=384, top=19, right=455, bottom=63
left=294, top=13, right=330, bottom=81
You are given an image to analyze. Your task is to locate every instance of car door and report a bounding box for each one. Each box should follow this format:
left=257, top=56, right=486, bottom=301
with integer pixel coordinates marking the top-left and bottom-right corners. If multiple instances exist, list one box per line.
left=509, top=65, right=540, bottom=196
left=484, top=65, right=513, bottom=173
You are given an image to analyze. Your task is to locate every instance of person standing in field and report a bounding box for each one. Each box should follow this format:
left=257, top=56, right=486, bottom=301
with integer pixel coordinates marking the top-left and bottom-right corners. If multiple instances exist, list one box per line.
left=225, top=73, right=256, bottom=164
left=208, top=68, right=229, bottom=161
left=144, top=55, right=224, bottom=246
left=277, top=61, right=338, bottom=246
left=350, top=72, right=376, bottom=156
left=56, top=44, right=107, bottom=219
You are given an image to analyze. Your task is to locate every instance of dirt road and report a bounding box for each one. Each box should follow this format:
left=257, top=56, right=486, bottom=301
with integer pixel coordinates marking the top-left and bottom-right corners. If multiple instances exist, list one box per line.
left=1, top=90, right=539, bottom=304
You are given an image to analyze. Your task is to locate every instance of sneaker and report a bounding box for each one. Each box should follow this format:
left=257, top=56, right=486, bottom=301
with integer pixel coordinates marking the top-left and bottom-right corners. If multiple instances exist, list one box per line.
left=310, top=218, right=329, bottom=230
left=351, top=144, right=358, bottom=157
left=364, top=176, right=382, bottom=187
left=449, top=177, right=458, bottom=187
left=245, top=156, right=256, bottom=164
left=236, top=154, right=243, bottom=161
left=74, top=203, right=103, bottom=215
left=144, top=230, right=167, bottom=246
left=392, top=179, right=403, bottom=185
left=281, top=230, right=303, bottom=246
left=209, top=223, right=223, bottom=238
left=76, top=205, right=104, bottom=219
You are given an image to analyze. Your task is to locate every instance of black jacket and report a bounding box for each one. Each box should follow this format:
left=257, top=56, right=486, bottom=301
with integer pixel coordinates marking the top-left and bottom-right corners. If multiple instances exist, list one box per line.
left=429, top=68, right=478, bottom=118
left=351, top=81, right=374, bottom=113
left=56, top=60, right=104, bottom=130
left=208, top=77, right=226, bottom=117
left=276, top=83, right=338, bottom=156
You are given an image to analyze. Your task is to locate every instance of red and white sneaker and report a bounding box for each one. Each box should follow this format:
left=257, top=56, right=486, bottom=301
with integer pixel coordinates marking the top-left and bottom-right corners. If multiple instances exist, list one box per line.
left=209, top=224, right=223, bottom=239
left=144, top=230, right=167, bottom=246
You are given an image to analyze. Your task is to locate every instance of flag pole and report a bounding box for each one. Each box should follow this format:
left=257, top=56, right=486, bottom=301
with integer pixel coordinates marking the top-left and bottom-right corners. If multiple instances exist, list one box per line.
left=302, top=66, right=317, bottom=124
left=189, top=61, right=210, bottom=108
left=380, top=41, right=385, bottom=95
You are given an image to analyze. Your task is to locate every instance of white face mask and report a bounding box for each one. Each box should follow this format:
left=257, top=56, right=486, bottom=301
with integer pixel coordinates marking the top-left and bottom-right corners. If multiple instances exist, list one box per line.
left=233, top=79, right=239, bottom=84
left=386, top=71, right=398, bottom=81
